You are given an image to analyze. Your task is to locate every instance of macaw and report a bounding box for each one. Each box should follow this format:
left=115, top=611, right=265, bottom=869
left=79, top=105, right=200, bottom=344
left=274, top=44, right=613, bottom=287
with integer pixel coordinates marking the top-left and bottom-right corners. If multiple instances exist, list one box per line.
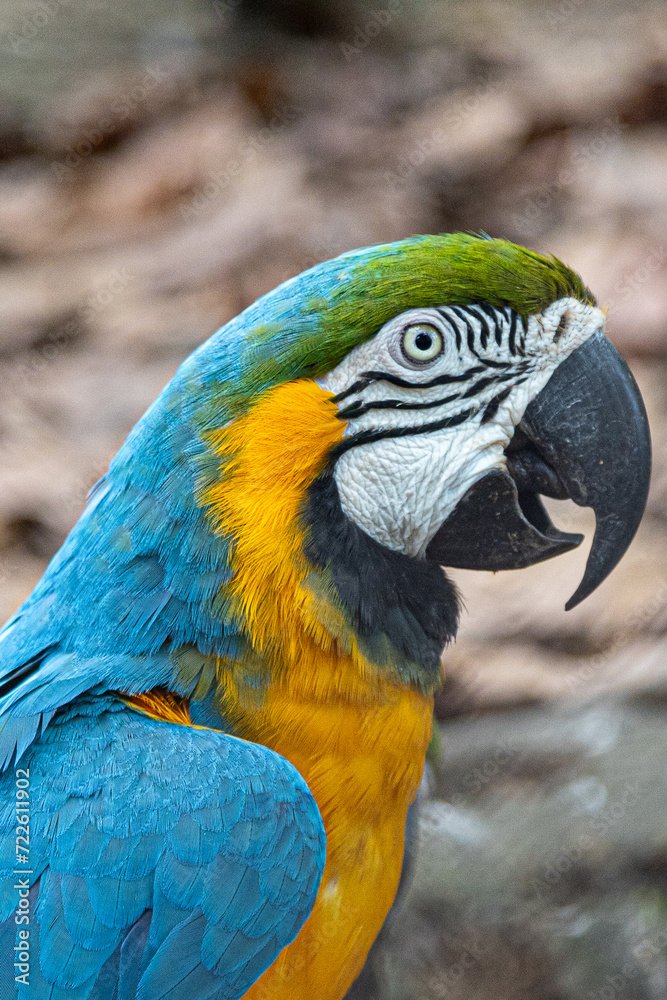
left=0, top=234, right=651, bottom=1000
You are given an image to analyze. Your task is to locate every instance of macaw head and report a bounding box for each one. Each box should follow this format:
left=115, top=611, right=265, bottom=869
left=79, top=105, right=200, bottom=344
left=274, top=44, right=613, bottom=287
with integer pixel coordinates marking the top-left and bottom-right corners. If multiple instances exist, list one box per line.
left=1, top=233, right=649, bottom=717
left=193, top=234, right=648, bottom=589
left=307, top=236, right=651, bottom=612
left=162, top=232, right=649, bottom=692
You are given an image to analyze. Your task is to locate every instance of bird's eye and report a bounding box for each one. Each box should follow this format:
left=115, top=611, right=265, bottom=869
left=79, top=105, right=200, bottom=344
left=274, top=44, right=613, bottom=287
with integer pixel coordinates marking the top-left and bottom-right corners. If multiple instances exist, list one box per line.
left=401, top=323, right=444, bottom=364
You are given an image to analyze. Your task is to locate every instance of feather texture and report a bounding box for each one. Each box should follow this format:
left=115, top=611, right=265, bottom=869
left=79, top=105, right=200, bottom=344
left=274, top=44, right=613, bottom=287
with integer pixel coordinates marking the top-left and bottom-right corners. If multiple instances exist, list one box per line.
left=0, top=234, right=592, bottom=998
left=0, top=697, right=325, bottom=1000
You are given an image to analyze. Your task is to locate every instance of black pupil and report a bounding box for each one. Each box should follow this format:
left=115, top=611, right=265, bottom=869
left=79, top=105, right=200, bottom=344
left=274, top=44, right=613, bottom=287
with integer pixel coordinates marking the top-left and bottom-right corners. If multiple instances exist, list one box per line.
left=415, top=331, right=433, bottom=352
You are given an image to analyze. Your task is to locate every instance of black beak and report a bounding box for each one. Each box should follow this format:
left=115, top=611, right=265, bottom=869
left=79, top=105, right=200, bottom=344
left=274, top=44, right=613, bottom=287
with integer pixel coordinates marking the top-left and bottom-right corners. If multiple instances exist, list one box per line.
left=426, top=330, right=652, bottom=609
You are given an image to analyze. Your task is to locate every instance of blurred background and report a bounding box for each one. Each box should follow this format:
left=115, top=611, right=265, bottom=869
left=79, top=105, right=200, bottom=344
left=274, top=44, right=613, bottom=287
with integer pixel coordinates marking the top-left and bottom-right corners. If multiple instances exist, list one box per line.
left=1, top=0, right=667, bottom=996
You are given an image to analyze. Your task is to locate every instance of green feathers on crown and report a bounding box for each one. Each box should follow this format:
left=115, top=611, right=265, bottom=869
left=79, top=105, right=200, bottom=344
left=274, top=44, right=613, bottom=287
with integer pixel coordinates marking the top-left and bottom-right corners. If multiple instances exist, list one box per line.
left=201, top=232, right=595, bottom=418
left=325, top=231, right=594, bottom=321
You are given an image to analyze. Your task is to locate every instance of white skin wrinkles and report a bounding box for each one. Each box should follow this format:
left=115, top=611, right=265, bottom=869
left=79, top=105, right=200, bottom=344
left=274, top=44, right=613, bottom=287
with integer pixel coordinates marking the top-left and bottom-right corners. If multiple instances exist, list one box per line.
left=317, top=297, right=606, bottom=558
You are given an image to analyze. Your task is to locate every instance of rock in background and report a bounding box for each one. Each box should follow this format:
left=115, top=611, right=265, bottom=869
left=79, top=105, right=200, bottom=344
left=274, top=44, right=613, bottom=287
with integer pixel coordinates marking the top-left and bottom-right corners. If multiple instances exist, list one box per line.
left=1, top=1, right=666, bottom=997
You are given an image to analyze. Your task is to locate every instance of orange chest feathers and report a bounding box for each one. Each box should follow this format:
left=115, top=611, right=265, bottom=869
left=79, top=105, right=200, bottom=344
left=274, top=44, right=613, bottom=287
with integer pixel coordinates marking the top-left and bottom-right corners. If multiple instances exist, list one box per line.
left=200, top=379, right=435, bottom=999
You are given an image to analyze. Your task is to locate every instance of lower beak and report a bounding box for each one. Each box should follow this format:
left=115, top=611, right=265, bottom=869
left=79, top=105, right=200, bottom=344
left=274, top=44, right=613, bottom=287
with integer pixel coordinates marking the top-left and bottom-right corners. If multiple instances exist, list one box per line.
left=425, top=330, right=652, bottom=610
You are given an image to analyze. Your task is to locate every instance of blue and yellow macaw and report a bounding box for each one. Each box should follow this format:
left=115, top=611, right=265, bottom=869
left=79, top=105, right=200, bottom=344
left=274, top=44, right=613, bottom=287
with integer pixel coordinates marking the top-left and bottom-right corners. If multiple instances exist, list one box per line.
left=0, top=234, right=651, bottom=999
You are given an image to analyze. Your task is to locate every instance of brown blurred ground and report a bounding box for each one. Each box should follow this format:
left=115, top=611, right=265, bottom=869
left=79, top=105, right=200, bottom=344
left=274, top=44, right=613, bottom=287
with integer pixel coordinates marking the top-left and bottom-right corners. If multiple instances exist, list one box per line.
left=1, top=1, right=667, bottom=997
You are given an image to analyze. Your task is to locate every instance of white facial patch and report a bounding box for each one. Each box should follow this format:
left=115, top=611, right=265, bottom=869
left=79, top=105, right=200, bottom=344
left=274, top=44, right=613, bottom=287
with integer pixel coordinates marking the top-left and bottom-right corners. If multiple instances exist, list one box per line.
left=317, top=297, right=605, bottom=558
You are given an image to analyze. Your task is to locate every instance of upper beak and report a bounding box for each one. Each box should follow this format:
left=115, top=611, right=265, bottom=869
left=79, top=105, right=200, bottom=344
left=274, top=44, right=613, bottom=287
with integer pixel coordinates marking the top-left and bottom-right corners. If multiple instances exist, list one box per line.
left=425, top=330, right=652, bottom=609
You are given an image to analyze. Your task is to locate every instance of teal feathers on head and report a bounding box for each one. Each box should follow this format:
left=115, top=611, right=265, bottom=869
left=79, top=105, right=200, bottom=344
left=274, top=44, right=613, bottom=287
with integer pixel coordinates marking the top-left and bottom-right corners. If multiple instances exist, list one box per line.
left=191, top=233, right=595, bottom=421
left=0, top=230, right=598, bottom=758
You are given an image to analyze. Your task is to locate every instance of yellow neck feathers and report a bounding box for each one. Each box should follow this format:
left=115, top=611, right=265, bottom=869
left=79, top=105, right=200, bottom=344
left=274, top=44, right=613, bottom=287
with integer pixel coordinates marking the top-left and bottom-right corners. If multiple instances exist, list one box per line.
left=201, top=377, right=396, bottom=708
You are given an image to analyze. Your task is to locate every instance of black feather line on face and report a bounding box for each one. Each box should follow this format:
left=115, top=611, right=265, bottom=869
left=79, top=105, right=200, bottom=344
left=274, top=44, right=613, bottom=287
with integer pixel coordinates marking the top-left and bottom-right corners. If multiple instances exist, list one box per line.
left=335, top=361, right=531, bottom=424
left=330, top=305, right=533, bottom=420
left=480, top=385, right=514, bottom=424
left=468, top=305, right=491, bottom=349
left=553, top=312, right=568, bottom=343
left=435, top=307, right=462, bottom=350
left=358, top=366, right=489, bottom=390
left=450, top=306, right=482, bottom=360
left=476, top=300, right=504, bottom=328
left=508, top=311, right=518, bottom=355
left=330, top=378, right=375, bottom=404
left=336, top=391, right=462, bottom=420
left=330, top=407, right=476, bottom=458
left=484, top=366, right=530, bottom=383
left=461, top=375, right=498, bottom=399
left=474, top=355, right=512, bottom=369
left=438, top=302, right=523, bottom=367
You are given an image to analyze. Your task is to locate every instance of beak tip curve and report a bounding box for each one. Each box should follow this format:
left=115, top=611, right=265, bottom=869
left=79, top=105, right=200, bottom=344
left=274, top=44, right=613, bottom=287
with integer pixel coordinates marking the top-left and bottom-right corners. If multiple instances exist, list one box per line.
left=523, top=330, right=652, bottom=611
left=564, top=588, right=588, bottom=612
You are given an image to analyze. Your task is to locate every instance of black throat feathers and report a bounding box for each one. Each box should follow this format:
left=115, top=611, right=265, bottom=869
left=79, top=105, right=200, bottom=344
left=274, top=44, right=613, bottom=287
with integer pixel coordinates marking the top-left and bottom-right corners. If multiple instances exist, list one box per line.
left=302, top=471, right=460, bottom=691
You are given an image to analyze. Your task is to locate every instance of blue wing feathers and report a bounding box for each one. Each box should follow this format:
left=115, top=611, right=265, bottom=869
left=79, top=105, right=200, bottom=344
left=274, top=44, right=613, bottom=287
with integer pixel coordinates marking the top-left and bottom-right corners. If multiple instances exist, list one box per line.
left=147, top=883, right=188, bottom=954
left=87, top=944, right=121, bottom=1000
left=116, top=910, right=150, bottom=1000
left=35, top=873, right=120, bottom=988
left=0, top=395, right=238, bottom=771
left=59, top=875, right=121, bottom=950
left=0, top=701, right=325, bottom=1000
left=139, top=913, right=219, bottom=1000
left=0, top=269, right=359, bottom=996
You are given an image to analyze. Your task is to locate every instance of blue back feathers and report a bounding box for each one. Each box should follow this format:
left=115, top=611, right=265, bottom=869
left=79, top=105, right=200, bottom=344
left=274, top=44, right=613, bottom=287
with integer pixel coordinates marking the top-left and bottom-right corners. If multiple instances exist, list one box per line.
left=0, top=697, right=325, bottom=999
